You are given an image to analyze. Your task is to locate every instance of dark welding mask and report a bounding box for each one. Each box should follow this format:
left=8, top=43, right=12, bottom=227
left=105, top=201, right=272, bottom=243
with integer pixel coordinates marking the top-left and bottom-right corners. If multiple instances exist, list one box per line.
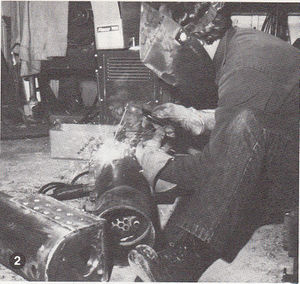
left=139, top=3, right=218, bottom=90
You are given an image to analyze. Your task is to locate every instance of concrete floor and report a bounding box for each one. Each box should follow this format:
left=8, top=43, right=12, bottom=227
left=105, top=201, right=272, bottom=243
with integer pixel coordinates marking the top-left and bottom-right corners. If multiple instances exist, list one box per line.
left=0, top=137, right=294, bottom=282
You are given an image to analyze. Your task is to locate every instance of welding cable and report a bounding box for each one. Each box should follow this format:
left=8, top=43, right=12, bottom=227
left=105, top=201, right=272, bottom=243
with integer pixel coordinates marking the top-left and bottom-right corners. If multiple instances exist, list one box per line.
left=70, top=170, right=90, bottom=185
left=38, top=171, right=93, bottom=200
left=39, top=182, right=68, bottom=194
left=51, top=184, right=92, bottom=201
left=39, top=183, right=92, bottom=200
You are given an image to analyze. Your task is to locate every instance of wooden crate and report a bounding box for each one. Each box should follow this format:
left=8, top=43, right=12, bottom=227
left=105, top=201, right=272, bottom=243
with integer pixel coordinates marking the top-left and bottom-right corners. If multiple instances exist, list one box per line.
left=50, top=124, right=117, bottom=160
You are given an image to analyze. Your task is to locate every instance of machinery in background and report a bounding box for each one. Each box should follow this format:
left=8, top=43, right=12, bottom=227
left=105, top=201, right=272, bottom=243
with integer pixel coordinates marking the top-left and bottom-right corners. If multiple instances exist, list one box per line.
left=43, top=2, right=163, bottom=126
left=93, top=49, right=161, bottom=123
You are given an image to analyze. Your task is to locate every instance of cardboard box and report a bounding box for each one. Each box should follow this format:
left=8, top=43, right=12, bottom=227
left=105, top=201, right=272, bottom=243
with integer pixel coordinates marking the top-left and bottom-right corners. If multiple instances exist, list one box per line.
left=50, top=123, right=117, bottom=160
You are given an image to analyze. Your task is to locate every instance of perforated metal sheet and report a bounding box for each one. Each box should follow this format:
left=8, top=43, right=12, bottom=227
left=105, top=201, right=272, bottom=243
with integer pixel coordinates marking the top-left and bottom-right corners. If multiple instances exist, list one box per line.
left=11, top=194, right=101, bottom=230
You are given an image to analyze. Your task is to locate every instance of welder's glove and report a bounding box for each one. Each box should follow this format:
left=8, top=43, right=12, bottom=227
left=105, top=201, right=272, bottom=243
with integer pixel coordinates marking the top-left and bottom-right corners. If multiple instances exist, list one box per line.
left=135, top=129, right=173, bottom=189
left=142, top=117, right=176, bottom=139
left=142, top=126, right=166, bottom=148
left=153, top=103, right=214, bottom=135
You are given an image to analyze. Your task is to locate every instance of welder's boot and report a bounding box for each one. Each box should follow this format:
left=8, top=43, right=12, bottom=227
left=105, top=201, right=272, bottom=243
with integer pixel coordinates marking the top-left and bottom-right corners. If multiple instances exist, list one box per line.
left=128, top=233, right=218, bottom=282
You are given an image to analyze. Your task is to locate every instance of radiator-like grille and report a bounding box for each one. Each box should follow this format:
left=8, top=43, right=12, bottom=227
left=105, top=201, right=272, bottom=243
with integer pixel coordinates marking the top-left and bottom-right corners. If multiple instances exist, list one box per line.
left=106, top=57, right=153, bottom=81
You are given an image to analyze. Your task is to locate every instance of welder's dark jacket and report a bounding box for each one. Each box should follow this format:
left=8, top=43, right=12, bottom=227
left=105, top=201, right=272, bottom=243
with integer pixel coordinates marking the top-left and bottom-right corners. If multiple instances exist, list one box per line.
left=213, top=27, right=299, bottom=139
left=158, top=27, right=299, bottom=261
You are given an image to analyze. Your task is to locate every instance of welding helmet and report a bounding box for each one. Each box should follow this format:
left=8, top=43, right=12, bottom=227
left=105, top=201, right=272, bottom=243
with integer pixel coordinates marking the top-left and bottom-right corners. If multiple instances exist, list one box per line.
left=139, top=2, right=227, bottom=98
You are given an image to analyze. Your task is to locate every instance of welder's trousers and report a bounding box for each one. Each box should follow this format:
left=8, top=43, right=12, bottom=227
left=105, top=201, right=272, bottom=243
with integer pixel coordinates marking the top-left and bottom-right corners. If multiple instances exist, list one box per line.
left=159, top=109, right=298, bottom=262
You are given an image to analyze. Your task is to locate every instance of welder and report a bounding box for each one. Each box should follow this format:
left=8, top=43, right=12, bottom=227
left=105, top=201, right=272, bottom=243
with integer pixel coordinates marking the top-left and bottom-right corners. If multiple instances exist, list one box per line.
left=128, top=2, right=299, bottom=281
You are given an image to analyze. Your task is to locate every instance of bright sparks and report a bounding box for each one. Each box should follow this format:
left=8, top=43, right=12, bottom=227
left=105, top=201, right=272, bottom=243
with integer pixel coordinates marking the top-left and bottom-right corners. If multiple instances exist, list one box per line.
left=90, top=137, right=133, bottom=172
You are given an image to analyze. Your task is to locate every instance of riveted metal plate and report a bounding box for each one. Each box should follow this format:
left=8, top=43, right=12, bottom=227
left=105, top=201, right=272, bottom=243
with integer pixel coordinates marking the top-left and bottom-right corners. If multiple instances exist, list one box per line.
left=0, top=191, right=112, bottom=281
left=11, top=194, right=102, bottom=230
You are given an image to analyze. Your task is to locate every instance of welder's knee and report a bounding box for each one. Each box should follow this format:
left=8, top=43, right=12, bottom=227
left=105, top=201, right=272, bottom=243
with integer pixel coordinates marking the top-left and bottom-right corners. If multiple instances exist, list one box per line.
left=229, top=109, right=262, bottom=135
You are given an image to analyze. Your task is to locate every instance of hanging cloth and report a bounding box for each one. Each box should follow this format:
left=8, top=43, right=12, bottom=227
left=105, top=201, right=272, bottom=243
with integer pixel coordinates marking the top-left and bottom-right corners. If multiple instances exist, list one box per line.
left=9, top=1, right=68, bottom=77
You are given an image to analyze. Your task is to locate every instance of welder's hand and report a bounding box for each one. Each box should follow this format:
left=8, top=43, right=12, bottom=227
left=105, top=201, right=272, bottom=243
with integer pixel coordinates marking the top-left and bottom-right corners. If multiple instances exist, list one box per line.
left=152, top=103, right=207, bottom=135
left=142, top=117, right=176, bottom=138
left=141, top=126, right=173, bottom=153
left=142, top=127, right=166, bottom=148
left=135, top=140, right=172, bottom=189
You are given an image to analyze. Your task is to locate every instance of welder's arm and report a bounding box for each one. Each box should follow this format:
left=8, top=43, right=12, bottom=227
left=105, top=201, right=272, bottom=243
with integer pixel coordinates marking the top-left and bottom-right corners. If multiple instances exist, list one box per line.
left=135, top=144, right=173, bottom=189
left=135, top=128, right=173, bottom=189
left=152, top=103, right=216, bottom=135
left=136, top=140, right=213, bottom=194
left=136, top=108, right=215, bottom=189
left=156, top=149, right=210, bottom=192
left=197, top=109, right=216, bottom=131
left=156, top=67, right=276, bottom=189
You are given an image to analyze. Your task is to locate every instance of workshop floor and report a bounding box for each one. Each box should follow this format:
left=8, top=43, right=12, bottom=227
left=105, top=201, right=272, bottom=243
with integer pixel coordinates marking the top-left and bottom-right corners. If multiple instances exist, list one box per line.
left=0, top=137, right=294, bottom=282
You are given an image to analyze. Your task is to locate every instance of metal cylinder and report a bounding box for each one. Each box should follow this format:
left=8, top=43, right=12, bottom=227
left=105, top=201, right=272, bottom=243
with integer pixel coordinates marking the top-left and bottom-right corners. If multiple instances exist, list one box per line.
left=88, top=186, right=155, bottom=263
left=0, top=191, right=112, bottom=281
